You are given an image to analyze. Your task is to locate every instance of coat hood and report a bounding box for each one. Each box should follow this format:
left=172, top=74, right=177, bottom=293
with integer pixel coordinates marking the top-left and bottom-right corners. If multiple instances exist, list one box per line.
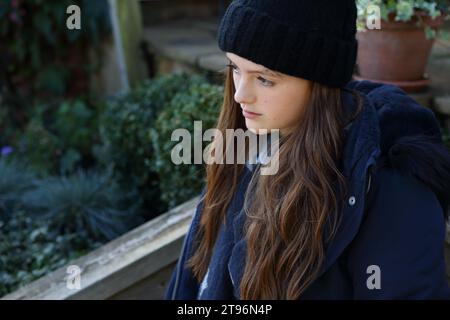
left=345, top=80, right=450, bottom=217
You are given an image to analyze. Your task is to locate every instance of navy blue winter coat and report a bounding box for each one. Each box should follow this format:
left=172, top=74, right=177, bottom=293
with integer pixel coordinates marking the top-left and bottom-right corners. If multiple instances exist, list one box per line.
left=165, top=80, right=450, bottom=300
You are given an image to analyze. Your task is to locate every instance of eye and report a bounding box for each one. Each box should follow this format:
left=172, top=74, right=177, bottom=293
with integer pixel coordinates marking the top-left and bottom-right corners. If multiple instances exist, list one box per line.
left=227, top=63, right=239, bottom=74
left=257, top=76, right=274, bottom=87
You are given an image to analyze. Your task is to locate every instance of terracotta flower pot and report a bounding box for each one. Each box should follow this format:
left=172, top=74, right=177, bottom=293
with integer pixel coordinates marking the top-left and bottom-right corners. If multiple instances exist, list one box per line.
left=354, top=11, right=445, bottom=92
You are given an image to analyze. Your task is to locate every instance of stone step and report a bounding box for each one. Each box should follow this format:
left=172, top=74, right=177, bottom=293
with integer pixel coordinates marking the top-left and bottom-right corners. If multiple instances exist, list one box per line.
left=143, top=19, right=227, bottom=75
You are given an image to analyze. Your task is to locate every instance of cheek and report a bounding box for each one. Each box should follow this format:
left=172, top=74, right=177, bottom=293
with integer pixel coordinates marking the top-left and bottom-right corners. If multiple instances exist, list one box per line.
left=264, top=91, right=304, bottom=125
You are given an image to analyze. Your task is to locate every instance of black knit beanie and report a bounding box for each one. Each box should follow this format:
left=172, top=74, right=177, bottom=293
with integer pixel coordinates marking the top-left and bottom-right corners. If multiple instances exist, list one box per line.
left=217, top=0, right=358, bottom=87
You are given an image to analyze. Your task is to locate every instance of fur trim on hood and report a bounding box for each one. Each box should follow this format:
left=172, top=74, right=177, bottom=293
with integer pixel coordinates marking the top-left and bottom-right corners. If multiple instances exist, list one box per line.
left=348, top=80, right=450, bottom=218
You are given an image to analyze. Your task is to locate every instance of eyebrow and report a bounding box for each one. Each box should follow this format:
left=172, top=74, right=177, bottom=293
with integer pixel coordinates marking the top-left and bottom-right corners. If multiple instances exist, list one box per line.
left=226, top=55, right=283, bottom=78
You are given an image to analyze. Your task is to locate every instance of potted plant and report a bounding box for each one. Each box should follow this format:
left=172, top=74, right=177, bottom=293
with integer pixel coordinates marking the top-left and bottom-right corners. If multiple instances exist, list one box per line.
left=354, top=0, right=450, bottom=92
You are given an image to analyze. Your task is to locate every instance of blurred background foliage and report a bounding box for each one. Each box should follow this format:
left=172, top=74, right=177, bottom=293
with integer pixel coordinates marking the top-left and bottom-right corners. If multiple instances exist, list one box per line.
left=0, top=0, right=110, bottom=98
left=0, top=0, right=224, bottom=296
left=1, top=68, right=223, bottom=295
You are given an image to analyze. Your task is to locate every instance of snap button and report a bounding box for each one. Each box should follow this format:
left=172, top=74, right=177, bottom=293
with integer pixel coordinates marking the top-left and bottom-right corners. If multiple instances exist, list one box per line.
left=348, top=196, right=356, bottom=206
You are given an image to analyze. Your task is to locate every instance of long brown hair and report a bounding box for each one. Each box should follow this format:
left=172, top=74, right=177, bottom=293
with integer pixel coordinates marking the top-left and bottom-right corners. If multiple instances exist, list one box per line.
left=187, top=66, right=362, bottom=299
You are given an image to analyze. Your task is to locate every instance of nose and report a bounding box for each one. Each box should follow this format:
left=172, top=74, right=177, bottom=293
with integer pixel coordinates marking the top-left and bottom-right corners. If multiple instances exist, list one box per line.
left=234, top=77, right=256, bottom=106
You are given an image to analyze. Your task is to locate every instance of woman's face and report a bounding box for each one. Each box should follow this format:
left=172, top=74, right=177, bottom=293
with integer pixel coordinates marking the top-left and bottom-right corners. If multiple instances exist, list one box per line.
left=226, top=52, right=312, bottom=135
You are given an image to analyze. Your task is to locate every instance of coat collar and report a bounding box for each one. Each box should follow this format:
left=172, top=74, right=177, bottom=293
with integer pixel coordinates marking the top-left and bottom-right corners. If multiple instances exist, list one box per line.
left=316, top=82, right=381, bottom=278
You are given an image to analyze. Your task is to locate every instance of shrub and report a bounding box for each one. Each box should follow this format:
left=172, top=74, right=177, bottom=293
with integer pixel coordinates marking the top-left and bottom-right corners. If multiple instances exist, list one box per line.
left=52, top=99, right=100, bottom=174
left=97, top=73, right=209, bottom=217
left=0, top=0, right=111, bottom=98
left=0, top=88, right=30, bottom=146
left=151, top=82, right=223, bottom=208
left=21, top=170, right=141, bottom=241
left=14, top=105, right=61, bottom=175
left=0, top=157, right=36, bottom=221
left=0, top=210, right=102, bottom=297
left=0, top=161, right=139, bottom=297
left=14, top=99, right=100, bottom=175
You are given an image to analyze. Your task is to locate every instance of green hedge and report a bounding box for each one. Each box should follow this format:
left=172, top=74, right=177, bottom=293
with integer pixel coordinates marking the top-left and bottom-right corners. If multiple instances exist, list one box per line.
left=151, top=82, right=222, bottom=207
left=97, top=73, right=222, bottom=214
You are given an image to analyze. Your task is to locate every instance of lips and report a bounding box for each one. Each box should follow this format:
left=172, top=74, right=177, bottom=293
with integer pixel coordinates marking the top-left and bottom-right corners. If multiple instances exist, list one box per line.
left=242, top=109, right=262, bottom=119
left=241, top=106, right=262, bottom=116
left=244, top=110, right=261, bottom=116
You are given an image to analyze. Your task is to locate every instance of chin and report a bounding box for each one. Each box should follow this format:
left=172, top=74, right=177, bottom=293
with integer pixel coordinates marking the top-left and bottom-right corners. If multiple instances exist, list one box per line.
left=245, top=121, right=279, bottom=135
left=246, top=127, right=270, bottom=135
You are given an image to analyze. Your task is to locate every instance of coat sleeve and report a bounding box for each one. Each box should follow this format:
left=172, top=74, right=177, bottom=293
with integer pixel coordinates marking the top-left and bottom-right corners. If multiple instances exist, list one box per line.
left=346, top=168, right=450, bottom=299
left=164, top=188, right=206, bottom=300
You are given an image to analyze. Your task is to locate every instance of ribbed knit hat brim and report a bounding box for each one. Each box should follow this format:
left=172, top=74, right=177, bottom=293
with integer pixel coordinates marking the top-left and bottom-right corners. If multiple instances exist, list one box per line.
left=217, top=1, right=358, bottom=87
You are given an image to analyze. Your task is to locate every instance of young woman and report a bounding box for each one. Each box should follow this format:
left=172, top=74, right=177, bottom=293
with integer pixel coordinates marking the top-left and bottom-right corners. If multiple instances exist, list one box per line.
left=165, top=0, right=450, bottom=299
